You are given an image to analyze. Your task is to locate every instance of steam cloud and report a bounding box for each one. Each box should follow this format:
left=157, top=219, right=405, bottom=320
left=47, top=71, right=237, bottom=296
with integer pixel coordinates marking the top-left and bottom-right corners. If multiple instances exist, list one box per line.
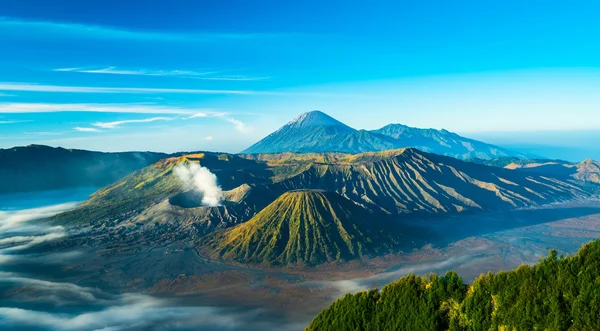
left=173, top=163, right=223, bottom=206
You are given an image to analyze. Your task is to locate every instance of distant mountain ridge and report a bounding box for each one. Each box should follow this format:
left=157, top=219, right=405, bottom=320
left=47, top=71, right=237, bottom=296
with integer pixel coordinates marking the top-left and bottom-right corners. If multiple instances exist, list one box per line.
left=0, top=145, right=168, bottom=194
left=469, top=156, right=600, bottom=184
left=242, top=110, right=528, bottom=160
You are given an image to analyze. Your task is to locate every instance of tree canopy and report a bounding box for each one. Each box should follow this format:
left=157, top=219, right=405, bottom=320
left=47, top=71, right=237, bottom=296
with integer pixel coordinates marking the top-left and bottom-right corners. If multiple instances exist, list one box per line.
left=307, top=239, right=600, bottom=331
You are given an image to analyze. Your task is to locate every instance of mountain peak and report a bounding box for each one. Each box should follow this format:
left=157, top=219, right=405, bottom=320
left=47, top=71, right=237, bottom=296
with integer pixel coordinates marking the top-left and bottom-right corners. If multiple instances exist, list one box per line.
left=203, top=189, right=397, bottom=265
left=287, top=110, right=350, bottom=129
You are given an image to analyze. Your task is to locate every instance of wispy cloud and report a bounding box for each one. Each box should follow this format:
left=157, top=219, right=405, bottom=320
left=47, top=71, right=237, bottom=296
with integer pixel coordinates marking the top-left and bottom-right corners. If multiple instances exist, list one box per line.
left=54, top=67, right=270, bottom=81
left=55, top=67, right=218, bottom=78
left=0, top=120, right=29, bottom=124
left=0, top=102, right=212, bottom=115
left=0, top=82, right=276, bottom=95
left=205, top=136, right=214, bottom=141
left=0, top=203, right=78, bottom=232
left=73, top=127, right=102, bottom=133
left=200, top=75, right=271, bottom=81
left=92, top=117, right=172, bottom=129
left=222, top=117, right=250, bottom=133
left=0, top=92, right=15, bottom=97
left=186, top=112, right=251, bottom=133
left=0, top=103, right=251, bottom=133
left=0, top=17, right=281, bottom=42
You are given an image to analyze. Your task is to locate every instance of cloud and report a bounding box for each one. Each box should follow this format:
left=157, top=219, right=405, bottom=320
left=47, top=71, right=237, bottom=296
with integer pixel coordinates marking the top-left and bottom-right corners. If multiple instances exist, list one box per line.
left=54, top=67, right=270, bottom=81
left=187, top=112, right=210, bottom=118
left=0, top=92, right=15, bottom=97
left=74, top=127, right=102, bottom=132
left=0, top=120, right=28, bottom=124
left=0, top=272, right=304, bottom=331
left=55, top=66, right=219, bottom=78
left=0, top=232, right=66, bottom=252
left=0, top=103, right=251, bottom=133
left=0, top=102, right=213, bottom=115
left=185, top=112, right=250, bottom=133
left=226, top=117, right=249, bottom=133
left=0, top=17, right=281, bottom=42
left=0, top=203, right=78, bottom=233
left=201, top=75, right=270, bottom=81
left=0, top=83, right=273, bottom=95
left=205, top=136, right=214, bottom=141
left=92, top=117, right=172, bottom=129
left=212, top=113, right=251, bottom=133
left=306, top=254, right=480, bottom=295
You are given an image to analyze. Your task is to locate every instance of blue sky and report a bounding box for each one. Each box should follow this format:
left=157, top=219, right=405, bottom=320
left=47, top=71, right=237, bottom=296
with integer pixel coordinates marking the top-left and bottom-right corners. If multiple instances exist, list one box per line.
left=1, top=0, right=600, bottom=156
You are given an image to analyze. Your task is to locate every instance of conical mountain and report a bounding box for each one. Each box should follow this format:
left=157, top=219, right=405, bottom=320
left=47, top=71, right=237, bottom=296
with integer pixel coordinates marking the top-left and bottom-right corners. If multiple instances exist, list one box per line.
left=242, top=110, right=397, bottom=154
left=242, top=111, right=529, bottom=159
left=202, top=190, right=399, bottom=265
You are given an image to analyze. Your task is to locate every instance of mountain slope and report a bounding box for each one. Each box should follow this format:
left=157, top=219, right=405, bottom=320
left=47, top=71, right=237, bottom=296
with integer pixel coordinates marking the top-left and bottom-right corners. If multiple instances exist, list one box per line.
left=55, top=148, right=595, bottom=231
left=242, top=110, right=527, bottom=160
left=469, top=157, right=600, bottom=184
left=50, top=152, right=276, bottom=231
left=242, top=110, right=398, bottom=154
left=50, top=149, right=596, bottom=264
left=0, top=145, right=167, bottom=194
left=202, top=190, right=399, bottom=265
left=373, top=124, right=527, bottom=159
left=575, top=159, right=600, bottom=183
left=262, top=149, right=593, bottom=215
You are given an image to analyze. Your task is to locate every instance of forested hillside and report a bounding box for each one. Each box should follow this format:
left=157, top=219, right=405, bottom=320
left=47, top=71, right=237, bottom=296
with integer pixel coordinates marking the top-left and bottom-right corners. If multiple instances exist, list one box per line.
left=307, top=240, right=600, bottom=331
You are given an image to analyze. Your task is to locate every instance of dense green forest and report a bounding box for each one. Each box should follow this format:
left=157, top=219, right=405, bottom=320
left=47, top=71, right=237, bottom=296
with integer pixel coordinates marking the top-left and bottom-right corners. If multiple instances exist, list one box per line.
left=307, top=240, right=600, bottom=331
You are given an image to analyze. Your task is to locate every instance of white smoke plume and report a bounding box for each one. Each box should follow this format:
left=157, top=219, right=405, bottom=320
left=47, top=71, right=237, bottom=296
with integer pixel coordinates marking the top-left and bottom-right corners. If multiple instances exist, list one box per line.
left=173, top=162, right=223, bottom=206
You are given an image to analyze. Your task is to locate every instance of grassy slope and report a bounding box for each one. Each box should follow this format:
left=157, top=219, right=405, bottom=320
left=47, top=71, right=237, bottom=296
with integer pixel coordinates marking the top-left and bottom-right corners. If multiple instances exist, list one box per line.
left=203, top=190, right=399, bottom=265
left=50, top=153, right=274, bottom=225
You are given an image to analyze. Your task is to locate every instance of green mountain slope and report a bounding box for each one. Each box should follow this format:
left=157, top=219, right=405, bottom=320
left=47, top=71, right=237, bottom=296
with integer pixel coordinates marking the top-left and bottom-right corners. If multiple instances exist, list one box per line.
left=0, top=144, right=167, bottom=194
left=202, top=190, right=400, bottom=265
left=49, top=152, right=275, bottom=230
left=307, top=239, right=600, bottom=331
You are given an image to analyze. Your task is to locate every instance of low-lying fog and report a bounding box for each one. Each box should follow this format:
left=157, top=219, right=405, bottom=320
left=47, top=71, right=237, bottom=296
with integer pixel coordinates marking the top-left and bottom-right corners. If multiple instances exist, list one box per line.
left=2, top=189, right=600, bottom=331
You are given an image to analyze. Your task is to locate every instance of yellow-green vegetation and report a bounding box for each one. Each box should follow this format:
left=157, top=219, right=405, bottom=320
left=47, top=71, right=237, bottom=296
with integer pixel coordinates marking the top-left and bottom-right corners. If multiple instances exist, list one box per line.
left=50, top=152, right=273, bottom=225
left=50, top=157, right=184, bottom=224
left=307, top=240, right=600, bottom=331
left=202, top=190, right=399, bottom=265
left=575, top=159, right=600, bottom=184
left=242, top=148, right=407, bottom=166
